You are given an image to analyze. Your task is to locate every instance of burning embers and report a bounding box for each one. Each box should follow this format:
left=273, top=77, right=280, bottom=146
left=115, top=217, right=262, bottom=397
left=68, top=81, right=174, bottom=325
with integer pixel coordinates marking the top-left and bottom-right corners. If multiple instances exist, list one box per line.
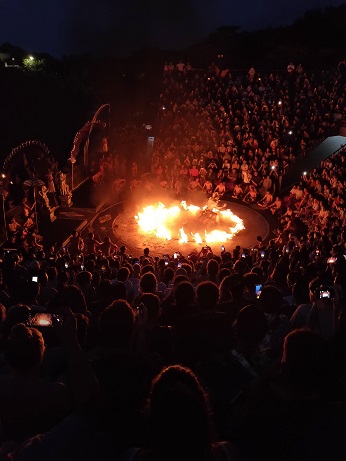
left=135, top=201, right=244, bottom=244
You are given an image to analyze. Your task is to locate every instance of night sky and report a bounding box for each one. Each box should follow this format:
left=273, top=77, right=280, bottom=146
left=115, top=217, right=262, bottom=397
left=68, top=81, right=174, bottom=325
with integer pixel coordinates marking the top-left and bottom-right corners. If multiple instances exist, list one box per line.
left=0, top=0, right=344, bottom=58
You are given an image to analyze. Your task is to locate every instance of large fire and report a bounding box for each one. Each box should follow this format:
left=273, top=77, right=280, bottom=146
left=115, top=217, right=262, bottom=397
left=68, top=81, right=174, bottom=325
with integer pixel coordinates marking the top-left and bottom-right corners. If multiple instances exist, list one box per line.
left=135, top=201, right=244, bottom=244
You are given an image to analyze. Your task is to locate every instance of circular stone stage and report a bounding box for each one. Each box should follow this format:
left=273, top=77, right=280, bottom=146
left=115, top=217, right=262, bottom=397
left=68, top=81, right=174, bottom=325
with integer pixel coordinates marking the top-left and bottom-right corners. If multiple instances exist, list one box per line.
left=112, top=197, right=270, bottom=258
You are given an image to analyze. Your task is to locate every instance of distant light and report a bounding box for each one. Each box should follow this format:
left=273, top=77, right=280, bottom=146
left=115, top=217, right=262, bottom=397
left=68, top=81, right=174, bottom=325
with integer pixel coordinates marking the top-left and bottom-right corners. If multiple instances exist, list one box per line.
left=278, top=100, right=282, bottom=105
left=162, top=106, right=166, bottom=110
left=10, top=181, right=13, bottom=185
left=288, top=130, right=293, bottom=135
left=29, top=56, right=34, bottom=61
left=271, top=165, right=275, bottom=170
left=303, top=171, right=307, bottom=175
left=145, top=124, right=152, bottom=130
left=1, top=174, right=5, bottom=178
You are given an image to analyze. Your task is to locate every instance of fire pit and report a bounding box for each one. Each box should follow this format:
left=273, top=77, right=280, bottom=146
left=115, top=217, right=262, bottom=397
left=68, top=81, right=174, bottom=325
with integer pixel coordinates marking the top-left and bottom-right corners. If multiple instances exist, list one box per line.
left=135, top=200, right=244, bottom=245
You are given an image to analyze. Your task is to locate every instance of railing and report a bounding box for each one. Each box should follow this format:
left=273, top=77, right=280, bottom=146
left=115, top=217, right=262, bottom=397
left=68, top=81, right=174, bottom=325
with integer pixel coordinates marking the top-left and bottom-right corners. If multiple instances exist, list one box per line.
left=325, top=142, right=346, bottom=161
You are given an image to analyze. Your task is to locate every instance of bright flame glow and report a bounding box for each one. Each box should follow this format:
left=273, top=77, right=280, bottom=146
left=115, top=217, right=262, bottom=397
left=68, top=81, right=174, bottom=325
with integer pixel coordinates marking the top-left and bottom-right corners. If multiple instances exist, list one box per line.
left=135, top=201, right=244, bottom=244
left=193, top=233, right=203, bottom=244
left=205, top=230, right=236, bottom=243
left=179, top=227, right=188, bottom=243
left=181, top=201, right=200, bottom=214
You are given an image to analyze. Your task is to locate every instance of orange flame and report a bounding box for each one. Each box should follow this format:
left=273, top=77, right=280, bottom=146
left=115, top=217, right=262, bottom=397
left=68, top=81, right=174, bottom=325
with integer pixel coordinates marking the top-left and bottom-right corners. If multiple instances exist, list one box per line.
left=135, top=201, right=244, bottom=244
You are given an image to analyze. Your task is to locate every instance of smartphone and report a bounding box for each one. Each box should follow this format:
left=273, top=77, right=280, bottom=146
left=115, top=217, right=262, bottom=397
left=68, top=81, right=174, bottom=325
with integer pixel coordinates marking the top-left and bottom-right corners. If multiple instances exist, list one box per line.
left=255, top=284, right=262, bottom=295
left=27, top=312, right=63, bottom=327
left=178, top=262, right=182, bottom=268
left=319, top=290, right=330, bottom=299
left=64, top=262, right=69, bottom=269
left=80, top=264, right=84, bottom=270
left=327, top=257, right=336, bottom=263
left=260, top=251, right=265, bottom=258
left=136, top=305, right=143, bottom=315
left=101, top=265, right=106, bottom=271
left=165, top=261, right=169, bottom=265
left=32, top=276, right=38, bottom=282
left=285, top=246, right=290, bottom=253
left=241, top=253, right=246, bottom=258
left=174, top=252, right=180, bottom=259
left=315, top=250, right=320, bottom=255
left=221, top=245, right=225, bottom=251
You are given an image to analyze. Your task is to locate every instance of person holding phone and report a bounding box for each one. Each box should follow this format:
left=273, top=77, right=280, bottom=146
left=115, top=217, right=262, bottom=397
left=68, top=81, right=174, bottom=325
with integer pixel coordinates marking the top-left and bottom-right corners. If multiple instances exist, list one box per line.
left=290, top=278, right=336, bottom=341
left=0, top=323, right=68, bottom=443
left=0, top=307, right=99, bottom=446
left=306, top=285, right=337, bottom=340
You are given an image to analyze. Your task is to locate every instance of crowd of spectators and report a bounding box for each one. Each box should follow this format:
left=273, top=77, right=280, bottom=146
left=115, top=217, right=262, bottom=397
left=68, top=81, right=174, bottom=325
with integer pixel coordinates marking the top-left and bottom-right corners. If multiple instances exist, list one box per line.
left=0, top=60, right=345, bottom=460
left=130, top=60, right=344, bottom=208
left=275, top=145, right=346, bottom=243
left=0, top=227, right=346, bottom=460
